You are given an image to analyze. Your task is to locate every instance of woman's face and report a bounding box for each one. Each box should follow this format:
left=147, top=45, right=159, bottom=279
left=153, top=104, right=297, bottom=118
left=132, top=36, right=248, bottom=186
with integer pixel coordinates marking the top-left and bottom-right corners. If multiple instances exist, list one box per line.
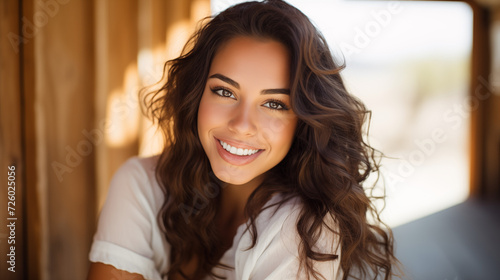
left=197, top=36, right=298, bottom=185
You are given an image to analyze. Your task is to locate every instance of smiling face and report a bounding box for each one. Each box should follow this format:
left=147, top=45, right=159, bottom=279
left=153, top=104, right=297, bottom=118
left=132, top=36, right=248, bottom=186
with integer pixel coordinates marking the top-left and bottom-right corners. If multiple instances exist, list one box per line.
left=197, top=36, right=298, bottom=186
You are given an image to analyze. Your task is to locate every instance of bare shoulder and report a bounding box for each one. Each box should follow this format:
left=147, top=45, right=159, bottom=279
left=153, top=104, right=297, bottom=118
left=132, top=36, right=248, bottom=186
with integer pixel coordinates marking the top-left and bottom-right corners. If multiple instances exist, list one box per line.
left=87, top=262, right=145, bottom=280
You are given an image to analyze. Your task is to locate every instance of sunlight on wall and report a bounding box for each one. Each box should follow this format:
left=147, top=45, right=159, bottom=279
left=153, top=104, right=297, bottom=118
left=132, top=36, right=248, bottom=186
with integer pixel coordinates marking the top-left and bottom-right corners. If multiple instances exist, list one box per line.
left=105, top=64, right=141, bottom=148
left=165, top=20, right=192, bottom=59
left=137, top=45, right=166, bottom=156
left=212, top=0, right=473, bottom=227
left=136, top=0, right=211, bottom=156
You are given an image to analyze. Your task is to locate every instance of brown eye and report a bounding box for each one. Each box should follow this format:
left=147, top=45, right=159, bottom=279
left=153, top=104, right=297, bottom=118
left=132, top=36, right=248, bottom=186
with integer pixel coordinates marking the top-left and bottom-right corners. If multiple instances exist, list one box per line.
left=269, top=102, right=281, bottom=109
left=221, top=89, right=232, bottom=97
left=211, top=87, right=235, bottom=99
left=263, top=100, right=288, bottom=111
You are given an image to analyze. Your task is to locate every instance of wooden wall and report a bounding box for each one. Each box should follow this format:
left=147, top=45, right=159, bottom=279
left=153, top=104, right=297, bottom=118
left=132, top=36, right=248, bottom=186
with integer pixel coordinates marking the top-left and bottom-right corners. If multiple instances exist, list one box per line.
left=468, top=0, right=500, bottom=198
left=483, top=4, right=500, bottom=198
left=0, top=1, right=26, bottom=279
left=0, top=0, right=209, bottom=279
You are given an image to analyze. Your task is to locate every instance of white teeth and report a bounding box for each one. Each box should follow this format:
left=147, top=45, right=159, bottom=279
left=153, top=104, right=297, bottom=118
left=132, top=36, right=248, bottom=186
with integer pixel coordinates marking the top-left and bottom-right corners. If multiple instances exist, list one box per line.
left=219, top=140, right=259, bottom=156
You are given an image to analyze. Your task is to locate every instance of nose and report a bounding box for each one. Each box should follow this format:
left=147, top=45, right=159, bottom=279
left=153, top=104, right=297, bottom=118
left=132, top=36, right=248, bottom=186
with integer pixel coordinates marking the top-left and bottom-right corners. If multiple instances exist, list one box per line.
left=228, top=101, right=257, bottom=136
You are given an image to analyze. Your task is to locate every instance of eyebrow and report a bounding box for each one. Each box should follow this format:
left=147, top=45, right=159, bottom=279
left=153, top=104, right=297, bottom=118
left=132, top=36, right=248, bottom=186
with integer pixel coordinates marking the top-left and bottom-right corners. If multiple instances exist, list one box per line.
left=208, top=73, right=290, bottom=95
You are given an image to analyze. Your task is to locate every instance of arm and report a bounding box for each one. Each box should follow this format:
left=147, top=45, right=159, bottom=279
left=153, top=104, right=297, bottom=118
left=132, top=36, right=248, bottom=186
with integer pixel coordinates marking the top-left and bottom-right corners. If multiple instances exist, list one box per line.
left=87, top=262, right=145, bottom=280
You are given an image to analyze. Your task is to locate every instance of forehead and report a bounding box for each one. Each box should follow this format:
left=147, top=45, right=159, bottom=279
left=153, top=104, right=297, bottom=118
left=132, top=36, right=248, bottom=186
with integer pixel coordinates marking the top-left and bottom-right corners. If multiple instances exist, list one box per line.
left=209, top=36, right=291, bottom=88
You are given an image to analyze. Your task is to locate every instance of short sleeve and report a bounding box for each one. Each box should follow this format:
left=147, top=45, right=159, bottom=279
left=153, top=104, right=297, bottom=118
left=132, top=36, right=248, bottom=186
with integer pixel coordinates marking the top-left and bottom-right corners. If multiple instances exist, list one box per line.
left=235, top=196, right=342, bottom=280
left=89, top=156, right=169, bottom=280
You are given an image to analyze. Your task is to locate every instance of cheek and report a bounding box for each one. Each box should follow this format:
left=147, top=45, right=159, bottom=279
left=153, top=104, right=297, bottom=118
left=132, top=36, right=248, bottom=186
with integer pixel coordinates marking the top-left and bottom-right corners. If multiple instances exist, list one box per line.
left=198, top=94, right=222, bottom=134
left=260, top=115, right=297, bottom=147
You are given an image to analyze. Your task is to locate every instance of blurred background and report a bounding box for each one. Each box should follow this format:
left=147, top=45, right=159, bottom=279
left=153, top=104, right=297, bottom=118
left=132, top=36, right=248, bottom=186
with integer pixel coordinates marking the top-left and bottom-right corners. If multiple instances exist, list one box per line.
left=1, top=0, right=499, bottom=279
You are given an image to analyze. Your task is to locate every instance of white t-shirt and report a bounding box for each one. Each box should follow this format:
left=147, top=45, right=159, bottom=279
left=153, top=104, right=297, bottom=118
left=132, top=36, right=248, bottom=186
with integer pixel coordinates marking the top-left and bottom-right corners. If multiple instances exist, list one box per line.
left=89, top=156, right=341, bottom=279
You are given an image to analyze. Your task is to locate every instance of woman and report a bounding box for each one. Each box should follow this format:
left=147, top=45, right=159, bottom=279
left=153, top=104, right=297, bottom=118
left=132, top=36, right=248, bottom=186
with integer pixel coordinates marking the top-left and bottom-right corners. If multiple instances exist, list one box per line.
left=88, top=0, right=398, bottom=279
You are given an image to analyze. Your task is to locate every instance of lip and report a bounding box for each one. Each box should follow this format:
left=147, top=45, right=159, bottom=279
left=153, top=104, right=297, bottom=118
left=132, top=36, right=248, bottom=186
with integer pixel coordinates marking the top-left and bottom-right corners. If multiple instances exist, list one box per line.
left=214, top=137, right=264, bottom=166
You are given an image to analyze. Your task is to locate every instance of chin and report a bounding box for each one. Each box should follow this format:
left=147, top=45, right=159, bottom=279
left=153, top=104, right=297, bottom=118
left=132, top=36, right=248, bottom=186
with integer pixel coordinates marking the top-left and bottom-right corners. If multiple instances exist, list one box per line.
left=211, top=166, right=257, bottom=186
left=213, top=172, right=251, bottom=186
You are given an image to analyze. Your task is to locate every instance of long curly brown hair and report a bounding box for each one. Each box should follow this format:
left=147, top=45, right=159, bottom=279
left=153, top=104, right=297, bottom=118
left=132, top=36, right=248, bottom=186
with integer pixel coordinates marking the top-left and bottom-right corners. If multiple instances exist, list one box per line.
left=143, top=0, right=399, bottom=279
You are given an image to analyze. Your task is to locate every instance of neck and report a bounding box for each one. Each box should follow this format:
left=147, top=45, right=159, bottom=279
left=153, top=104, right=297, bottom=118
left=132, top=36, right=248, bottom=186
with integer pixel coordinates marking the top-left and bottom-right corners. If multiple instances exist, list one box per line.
left=217, top=174, right=265, bottom=227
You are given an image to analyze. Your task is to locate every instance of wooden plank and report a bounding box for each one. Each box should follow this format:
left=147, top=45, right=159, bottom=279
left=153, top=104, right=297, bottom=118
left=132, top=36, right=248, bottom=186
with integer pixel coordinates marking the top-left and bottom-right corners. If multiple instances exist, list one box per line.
left=21, top=0, right=40, bottom=278
left=24, top=0, right=96, bottom=278
left=483, top=6, right=500, bottom=198
left=94, top=0, right=140, bottom=213
left=0, top=0, right=26, bottom=279
left=469, top=3, right=491, bottom=197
